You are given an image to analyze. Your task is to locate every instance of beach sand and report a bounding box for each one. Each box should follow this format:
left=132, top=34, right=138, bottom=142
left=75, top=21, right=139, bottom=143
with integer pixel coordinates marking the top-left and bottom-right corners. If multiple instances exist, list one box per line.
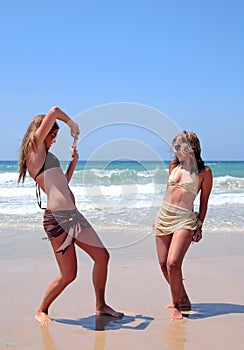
left=1, top=232, right=244, bottom=350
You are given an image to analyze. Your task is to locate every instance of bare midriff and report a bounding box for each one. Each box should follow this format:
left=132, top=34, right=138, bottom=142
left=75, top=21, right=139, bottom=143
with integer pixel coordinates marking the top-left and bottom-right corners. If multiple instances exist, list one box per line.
left=36, top=167, right=76, bottom=211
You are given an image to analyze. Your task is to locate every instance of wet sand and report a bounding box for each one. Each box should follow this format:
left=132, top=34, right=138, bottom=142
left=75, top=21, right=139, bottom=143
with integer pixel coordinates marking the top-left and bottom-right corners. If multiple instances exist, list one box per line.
left=1, top=232, right=244, bottom=350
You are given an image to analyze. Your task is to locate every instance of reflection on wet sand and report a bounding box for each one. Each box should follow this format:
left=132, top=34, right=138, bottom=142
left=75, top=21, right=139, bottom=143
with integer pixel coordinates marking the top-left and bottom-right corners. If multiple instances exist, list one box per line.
left=165, top=320, right=187, bottom=350
left=39, top=325, right=57, bottom=350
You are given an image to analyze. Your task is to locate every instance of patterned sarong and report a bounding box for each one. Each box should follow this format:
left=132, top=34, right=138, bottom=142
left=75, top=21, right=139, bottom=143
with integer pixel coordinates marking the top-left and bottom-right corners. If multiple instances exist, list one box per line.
left=43, top=208, right=91, bottom=254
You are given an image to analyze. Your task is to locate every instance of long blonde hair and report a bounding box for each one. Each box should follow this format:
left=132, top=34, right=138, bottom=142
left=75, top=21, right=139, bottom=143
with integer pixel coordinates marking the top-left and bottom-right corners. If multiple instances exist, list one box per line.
left=18, top=115, right=59, bottom=183
left=170, top=131, right=205, bottom=173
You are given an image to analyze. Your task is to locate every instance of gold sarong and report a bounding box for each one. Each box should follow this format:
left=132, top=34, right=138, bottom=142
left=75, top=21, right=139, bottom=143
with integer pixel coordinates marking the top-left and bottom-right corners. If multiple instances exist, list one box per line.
left=154, top=200, right=202, bottom=236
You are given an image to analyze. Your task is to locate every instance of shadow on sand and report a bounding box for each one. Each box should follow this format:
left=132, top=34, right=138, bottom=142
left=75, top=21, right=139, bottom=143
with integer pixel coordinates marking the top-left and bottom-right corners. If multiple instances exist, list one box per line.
left=187, top=303, right=244, bottom=319
left=52, top=314, right=154, bottom=331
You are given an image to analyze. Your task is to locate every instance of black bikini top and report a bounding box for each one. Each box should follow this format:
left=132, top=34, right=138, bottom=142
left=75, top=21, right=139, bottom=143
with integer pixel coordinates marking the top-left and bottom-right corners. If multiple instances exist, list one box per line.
left=35, top=151, right=60, bottom=180
left=35, top=151, right=60, bottom=209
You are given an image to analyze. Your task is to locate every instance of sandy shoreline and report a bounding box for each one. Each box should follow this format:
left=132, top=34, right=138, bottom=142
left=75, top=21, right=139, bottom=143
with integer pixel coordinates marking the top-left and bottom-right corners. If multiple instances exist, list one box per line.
left=1, top=232, right=244, bottom=350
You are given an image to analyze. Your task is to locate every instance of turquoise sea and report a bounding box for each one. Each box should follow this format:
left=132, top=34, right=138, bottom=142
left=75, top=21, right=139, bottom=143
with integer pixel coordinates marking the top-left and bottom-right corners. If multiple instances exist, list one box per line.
left=0, top=160, right=243, bottom=255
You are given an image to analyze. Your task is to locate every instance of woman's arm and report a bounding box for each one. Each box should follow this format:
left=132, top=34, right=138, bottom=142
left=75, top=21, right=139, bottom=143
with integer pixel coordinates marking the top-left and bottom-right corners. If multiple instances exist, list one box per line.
left=193, top=167, right=213, bottom=242
left=34, top=106, right=80, bottom=145
left=198, top=166, right=213, bottom=224
left=65, top=144, right=79, bottom=183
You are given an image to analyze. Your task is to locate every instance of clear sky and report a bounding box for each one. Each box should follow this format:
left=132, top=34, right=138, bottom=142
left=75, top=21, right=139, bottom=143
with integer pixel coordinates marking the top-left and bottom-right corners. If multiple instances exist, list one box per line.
left=0, top=0, right=243, bottom=160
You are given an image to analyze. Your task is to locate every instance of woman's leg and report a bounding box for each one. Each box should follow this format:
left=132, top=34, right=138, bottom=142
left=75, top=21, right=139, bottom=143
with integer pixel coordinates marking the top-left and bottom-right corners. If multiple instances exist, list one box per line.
left=155, top=235, right=191, bottom=310
left=75, top=227, right=123, bottom=318
left=166, top=229, right=193, bottom=320
left=35, top=231, right=78, bottom=325
left=155, top=234, right=172, bottom=282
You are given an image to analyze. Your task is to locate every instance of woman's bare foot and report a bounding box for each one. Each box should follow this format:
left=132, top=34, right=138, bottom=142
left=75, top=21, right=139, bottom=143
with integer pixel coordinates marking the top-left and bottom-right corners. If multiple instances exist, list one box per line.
left=96, top=304, right=124, bottom=318
left=34, top=311, right=51, bottom=325
left=165, top=301, right=191, bottom=311
left=171, top=307, right=183, bottom=321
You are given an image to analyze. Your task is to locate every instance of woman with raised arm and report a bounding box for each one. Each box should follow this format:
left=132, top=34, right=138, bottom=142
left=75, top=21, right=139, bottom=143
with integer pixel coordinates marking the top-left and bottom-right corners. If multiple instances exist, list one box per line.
left=18, top=106, right=123, bottom=325
left=154, top=131, right=212, bottom=320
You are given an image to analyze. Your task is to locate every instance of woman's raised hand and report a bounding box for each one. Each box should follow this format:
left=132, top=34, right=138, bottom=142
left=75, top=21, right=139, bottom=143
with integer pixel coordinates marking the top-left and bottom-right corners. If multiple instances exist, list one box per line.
left=67, top=119, right=80, bottom=140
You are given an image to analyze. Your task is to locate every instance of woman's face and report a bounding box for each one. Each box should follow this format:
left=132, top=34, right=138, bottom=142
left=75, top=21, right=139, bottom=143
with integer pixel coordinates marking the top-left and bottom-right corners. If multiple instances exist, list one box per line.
left=173, top=142, right=191, bottom=162
left=44, top=129, right=59, bottom=149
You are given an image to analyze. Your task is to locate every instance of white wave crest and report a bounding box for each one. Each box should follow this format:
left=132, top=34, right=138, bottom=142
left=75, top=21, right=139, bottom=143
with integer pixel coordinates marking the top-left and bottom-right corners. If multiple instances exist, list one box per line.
left=213, top=176, right=244, bottom=190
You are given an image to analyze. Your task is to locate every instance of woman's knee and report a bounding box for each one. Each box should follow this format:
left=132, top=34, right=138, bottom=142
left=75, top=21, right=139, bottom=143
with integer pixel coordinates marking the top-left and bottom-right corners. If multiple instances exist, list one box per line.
left=61, top=269, right=77, bottom=286
left=167, top=259, right=181, bottom=273
left=158, top=260, right=167, bottom=274
left=102, top=248, right=110, bottom=264
left=95, top=248, right=110, bottom=265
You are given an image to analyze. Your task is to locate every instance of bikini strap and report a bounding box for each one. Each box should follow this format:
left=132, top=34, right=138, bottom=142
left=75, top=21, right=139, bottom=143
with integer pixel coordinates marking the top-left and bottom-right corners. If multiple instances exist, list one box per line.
left=36, top=183, right=46, bottom=210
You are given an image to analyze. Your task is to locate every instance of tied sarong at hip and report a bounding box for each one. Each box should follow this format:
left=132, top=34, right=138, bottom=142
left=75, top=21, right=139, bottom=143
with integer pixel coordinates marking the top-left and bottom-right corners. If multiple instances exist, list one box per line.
left=43, top=208, right=91, bottom=254
left=154, top=200, right=202, bottom=236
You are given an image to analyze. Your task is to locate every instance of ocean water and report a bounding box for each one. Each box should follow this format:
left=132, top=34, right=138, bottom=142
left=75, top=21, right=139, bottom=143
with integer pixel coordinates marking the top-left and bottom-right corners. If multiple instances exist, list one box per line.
left=0, top=160, right=243, bottom=254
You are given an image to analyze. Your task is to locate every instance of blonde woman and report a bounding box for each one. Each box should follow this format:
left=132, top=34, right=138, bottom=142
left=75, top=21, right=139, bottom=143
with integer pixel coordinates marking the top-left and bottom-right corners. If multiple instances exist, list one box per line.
left=154, top=131, right=212, bottom=320
left=18, top=106, right=123, bottom=325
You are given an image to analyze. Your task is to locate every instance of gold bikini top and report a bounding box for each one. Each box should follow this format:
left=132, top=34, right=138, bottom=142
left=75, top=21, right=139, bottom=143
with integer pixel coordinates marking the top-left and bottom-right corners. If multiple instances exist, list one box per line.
left=168, top=165, right=198, bottom=196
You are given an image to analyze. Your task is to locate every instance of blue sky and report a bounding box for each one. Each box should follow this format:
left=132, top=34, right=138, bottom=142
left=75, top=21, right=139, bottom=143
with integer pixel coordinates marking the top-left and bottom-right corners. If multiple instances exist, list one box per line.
left=0, top=0, right=243, bottom=160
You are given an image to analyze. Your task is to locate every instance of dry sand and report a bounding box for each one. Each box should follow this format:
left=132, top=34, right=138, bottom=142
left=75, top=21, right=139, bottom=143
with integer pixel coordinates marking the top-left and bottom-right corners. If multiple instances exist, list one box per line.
left=1, top=232, right=244, bottom=350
